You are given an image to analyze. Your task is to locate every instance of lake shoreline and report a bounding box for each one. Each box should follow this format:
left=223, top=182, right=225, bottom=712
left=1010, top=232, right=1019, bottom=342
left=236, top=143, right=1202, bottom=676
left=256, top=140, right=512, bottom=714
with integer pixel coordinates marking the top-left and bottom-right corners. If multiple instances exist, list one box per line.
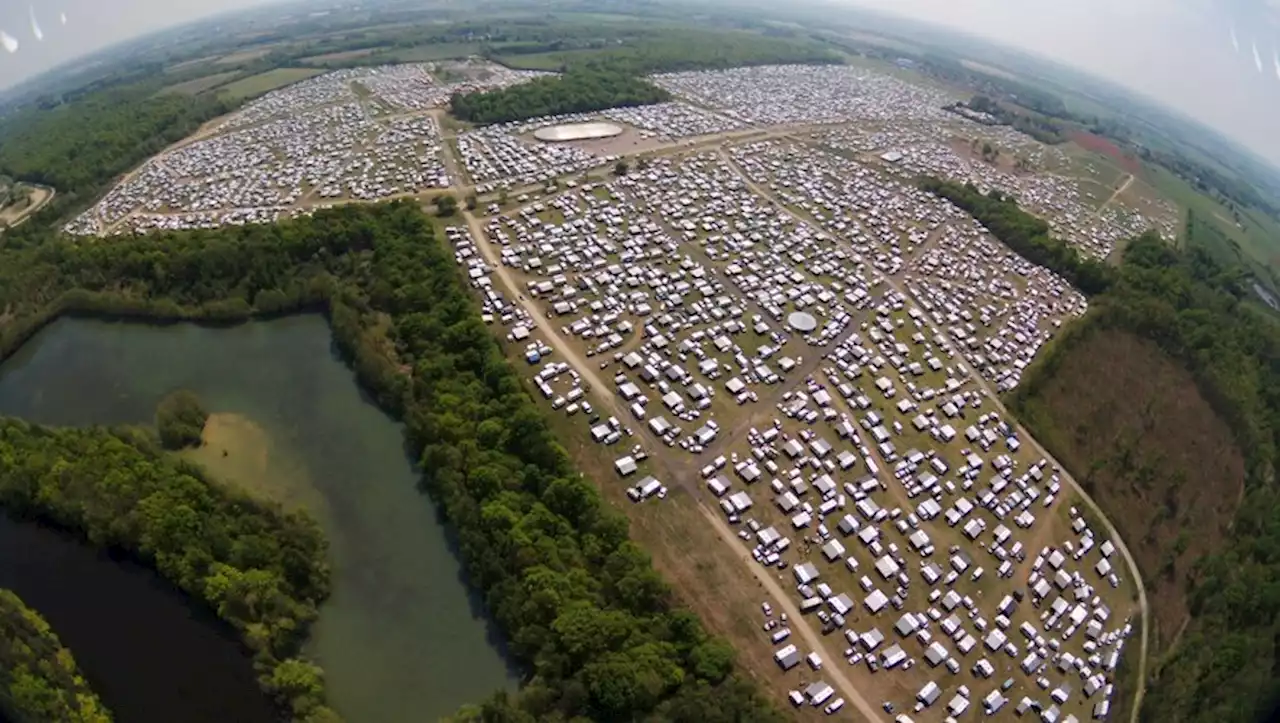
left=0, top=313, right=516, bottom=723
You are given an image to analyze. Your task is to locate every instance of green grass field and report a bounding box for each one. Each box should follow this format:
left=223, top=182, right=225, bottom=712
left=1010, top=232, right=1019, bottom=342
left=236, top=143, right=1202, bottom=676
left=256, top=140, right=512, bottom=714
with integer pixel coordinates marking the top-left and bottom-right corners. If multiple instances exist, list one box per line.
left=216, top=68, right=325, bottom=101
left=492, top=51, right=570, bottom=71
left=1145, top=163, right=1280, bottom=285
left=301, top=47, right=386, bottom=64
left=214, top=47, right=274, bottom=65
left=159, top=71, right=243, bottom=96
left=376, top=44, right=482, bottom=63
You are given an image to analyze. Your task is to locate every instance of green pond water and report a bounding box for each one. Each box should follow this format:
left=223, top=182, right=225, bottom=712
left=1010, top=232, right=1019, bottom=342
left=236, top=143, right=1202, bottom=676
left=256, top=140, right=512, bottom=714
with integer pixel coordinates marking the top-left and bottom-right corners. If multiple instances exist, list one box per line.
left=0, top=315, right=516, bottom=723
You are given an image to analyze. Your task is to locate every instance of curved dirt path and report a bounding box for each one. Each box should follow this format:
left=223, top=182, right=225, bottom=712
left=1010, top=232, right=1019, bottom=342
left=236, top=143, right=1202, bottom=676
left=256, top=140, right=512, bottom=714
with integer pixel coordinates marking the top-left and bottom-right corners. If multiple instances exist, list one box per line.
left=1, top=184, right=55, bottom=229
left=462, top=210, right=884, bottom=723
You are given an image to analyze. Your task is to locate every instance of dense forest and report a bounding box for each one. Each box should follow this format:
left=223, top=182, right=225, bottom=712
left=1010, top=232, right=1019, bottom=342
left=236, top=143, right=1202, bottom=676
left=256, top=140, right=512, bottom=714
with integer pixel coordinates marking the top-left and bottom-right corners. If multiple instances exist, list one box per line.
left=0, top=589, right=112, bottom=723
left=451, top=67, right=669, bottom=125
left=0, top=421, right=333, bottom=721
left=918, top=177, right=1115, bottom=294
left=0, top=87, right=230, bottom=206
left=0, top=202, right=782, bottom=722
left=928, top=183, right=1280, bottom=722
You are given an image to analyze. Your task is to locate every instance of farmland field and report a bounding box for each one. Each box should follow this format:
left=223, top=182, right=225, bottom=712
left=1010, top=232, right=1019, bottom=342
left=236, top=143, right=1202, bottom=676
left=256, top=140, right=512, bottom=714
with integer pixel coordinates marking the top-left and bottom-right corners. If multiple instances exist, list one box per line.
left=376, top=44, right=482, bottom=63
left=216, top=67, right=325, bottom=100
left=159, top=71, right=242, bottom=96
left=1144, top=163, right=1280, bottom=286
left=302, top=47, right=385, bottom=64
left=1068, top=130, right=1141, bottom=175
left=215, top=47, right=274, bottom=65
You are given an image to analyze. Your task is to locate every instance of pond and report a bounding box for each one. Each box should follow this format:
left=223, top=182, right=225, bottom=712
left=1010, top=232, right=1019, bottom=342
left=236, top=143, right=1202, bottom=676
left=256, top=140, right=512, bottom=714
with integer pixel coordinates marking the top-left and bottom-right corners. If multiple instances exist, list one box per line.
left=0, top=514, right=276, bottom=723
left=0, top=315, right=516, bottom=723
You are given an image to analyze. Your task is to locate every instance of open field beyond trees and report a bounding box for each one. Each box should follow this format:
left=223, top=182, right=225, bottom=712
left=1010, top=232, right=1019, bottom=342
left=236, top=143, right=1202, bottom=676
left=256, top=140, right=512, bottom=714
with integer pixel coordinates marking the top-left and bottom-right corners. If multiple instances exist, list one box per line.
left=217, top=68, right=327, bottom=101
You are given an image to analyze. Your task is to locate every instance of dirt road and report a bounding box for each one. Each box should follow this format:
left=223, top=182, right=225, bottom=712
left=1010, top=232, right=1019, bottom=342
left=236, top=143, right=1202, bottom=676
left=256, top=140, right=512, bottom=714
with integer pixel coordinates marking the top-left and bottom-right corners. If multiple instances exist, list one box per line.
left=1098, top=174, right=1135, bottom=215
left=0, top=184, right=55, bottom=229
left=462, top=210, right=885, bottom=723
left=718, top=147, right=1151, bottom=722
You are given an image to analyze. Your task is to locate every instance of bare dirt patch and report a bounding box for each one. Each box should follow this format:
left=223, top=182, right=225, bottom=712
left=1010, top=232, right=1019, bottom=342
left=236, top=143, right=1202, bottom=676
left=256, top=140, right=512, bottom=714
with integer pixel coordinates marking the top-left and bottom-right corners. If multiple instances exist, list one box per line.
left=1019, top=329, right=1243, bottom=650
left=180, top=413, right=323, bottom=513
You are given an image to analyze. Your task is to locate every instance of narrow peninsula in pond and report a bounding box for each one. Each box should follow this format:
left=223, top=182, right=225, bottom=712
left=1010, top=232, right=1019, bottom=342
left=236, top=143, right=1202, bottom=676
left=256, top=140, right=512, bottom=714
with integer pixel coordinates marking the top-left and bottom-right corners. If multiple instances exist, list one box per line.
left=0, top=419, right=334, bottom=721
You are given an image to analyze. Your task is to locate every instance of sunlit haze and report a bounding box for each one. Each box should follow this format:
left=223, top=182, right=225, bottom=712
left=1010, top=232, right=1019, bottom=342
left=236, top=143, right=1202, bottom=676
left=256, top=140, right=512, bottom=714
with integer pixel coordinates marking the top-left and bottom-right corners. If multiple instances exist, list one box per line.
left=847, top=0, right=1280, bottom=164
left=0, top=0, right=278, bottom=85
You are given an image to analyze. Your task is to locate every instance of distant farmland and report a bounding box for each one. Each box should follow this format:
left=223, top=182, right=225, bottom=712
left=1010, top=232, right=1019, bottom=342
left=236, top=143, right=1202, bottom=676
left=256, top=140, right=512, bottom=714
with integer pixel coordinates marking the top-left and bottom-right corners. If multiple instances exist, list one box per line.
left=1069, top=130, right=1141, bottom=175
left=216, top=68, right=324, bottom=101
left=160, top=71, right=242, bottom=96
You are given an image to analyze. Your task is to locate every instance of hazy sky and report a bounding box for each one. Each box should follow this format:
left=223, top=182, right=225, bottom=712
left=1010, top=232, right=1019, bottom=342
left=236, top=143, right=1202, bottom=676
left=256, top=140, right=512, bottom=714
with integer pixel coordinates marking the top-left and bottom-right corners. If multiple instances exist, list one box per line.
left=0, top=0, right=276, bottom=86
left=0, top=0, right=1277, bottom=165
left=847, top=0, right=1280, bottom=164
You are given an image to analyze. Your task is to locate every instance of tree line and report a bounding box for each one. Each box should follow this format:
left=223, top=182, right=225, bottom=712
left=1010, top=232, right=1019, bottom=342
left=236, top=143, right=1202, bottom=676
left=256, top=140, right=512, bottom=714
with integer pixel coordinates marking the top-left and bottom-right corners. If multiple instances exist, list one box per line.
left=451, top=67, right=670, bottom=125
left=0, top=87, right=230, bottom=208
left=0, top=202, right=783, bottom=722
left=0, top=588, right=112, bottom=723
left=0, top=419, right=334, bottom=722
left=918, top=177, right=1115, bottom=295
left=935, top=182, right=1280, bottom=722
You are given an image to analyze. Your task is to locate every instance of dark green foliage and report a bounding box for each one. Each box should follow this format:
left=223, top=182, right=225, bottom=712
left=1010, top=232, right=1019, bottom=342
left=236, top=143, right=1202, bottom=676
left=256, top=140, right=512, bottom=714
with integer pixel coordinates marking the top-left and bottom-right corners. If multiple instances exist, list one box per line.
left=436, top=194, right=459, bottom=217
left=0, top=88, right=230, bottom=202
left=1010, top=233, right=1280, bottom=723
left=155, top=389, right=208, bottom=449
left=0, top=589, right=112, bottom=723
left=918, top=177, right=1115, bottom=295
left=451, top=68, right=669, bottom=125
left=0, top=421, right=332, bottom=720
left=0, top=201, right=782, bottom=722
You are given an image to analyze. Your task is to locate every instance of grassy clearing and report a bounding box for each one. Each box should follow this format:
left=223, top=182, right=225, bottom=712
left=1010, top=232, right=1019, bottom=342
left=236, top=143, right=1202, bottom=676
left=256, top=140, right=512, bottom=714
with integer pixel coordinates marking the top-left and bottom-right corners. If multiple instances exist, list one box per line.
left=376, top=44, right=482, bottom=63
left=165, top=55, right=219, bottom=73
left=159, top=71, right=242, bottom=96
left=1145, top=163, right=1280, bottom=279
left=493, top=52, right=573, bottom=71
left=1013, top=328, right=1243, bottom=653
left=301, top=47, right=385, bottom=64
left=216, top=68, right=325, bottom=101
left=215, top=47, right=274, bottom=65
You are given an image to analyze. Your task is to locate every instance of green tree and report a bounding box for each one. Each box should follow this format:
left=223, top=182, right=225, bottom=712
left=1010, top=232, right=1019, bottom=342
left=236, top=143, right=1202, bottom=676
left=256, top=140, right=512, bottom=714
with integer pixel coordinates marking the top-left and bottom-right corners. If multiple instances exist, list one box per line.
left=0, top=589, right=113, bottom=723
left=436, top=194, right=458, bottom=217
left=155, top=389, right=208, bottom=450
